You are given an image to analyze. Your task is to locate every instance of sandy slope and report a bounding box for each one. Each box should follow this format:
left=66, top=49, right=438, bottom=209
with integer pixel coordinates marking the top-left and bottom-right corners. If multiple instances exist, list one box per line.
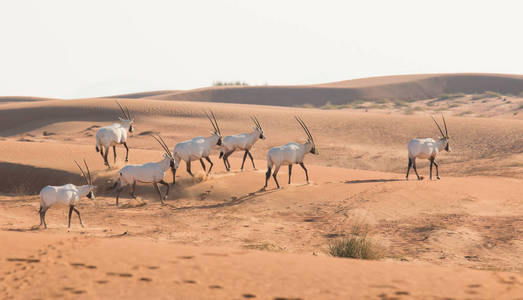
left=2, top=230, right=522, bottom=300
left=0, top=96, right=522, bottom=299
left=147, top=73, right=523, bottom=106
left=0, top=98, right=521, bottom=178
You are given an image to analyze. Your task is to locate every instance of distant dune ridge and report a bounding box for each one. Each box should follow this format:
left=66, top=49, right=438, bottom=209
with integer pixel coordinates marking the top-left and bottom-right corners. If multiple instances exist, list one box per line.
left=105, top=73, right=523, bottom=107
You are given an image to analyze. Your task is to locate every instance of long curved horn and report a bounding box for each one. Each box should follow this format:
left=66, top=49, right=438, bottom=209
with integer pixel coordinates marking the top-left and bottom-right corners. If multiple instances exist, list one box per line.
left=254, top=116, right=262, bottom=131
left=83, top=159, right=92, bottom=185
left=206, top=112, right=218, bottom=133
left=152, top=134, right=173, bottom=158
left=431, top=115, right=445, bottom=137
left=210, top=110, right=221, bottom=135
left=115, top=100, right=130, bottom=120
left=251, top=116, right=261, bottom=130
left=441, top=114, right=448, bottom=137
left=295, top=116, right=314, bottom=143
left=295, top=116, right=310, bottom=140
left=74, top=160, right=89, bottom=185
left=125, top=106, right=132, bottom=120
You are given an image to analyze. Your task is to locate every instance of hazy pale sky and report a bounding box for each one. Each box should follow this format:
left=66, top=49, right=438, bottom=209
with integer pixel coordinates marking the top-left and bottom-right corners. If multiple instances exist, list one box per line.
left=1, top=0, right=522, bottom=98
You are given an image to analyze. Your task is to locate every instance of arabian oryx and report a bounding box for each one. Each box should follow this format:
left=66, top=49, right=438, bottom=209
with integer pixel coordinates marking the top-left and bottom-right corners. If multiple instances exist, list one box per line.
left=172, top=111, right=223, bottom=185
left=95, top=101, right=134, bottom=168
left=113, top=135, right=175, bottom=206
left=406, top=114, right=451, bottom=181
left=263, top=116, right=318, bottom=189
left=39, top=160, right=96, bottom=229
left=219, top=116, right=265, bottom=171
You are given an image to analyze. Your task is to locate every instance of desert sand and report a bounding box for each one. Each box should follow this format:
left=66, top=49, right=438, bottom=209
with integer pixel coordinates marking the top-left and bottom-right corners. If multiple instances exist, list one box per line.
left=1, top=75, right=522, bottom=299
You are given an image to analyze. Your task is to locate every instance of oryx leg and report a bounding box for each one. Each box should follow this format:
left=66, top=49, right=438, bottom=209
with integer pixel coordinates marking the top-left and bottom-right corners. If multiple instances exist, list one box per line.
left=288, top=164, right=293, bottom=184
left=159, top=180, right=170, bottom=201
left=130, top=181, right=137, bottom=198
left=115, top=182, right=126, bottom=206
left=204, top=156, right=213, bottom=174
left=39, top=206, right=43, bottom=227
left=113, top=145, right=117, bottom=164
left=406, top=157, right=412, bottom=180
left=68, top=205, right=74, bottom=228
left=433, top=160, right=440, bottom=180
left=123, top=142, right=129, bottom=162
left=272, top=165, right=281, bottom=189
left=264, top=166, right=272, bottom=189
left=172, top=167, right=177, bottom=186
left=99, top=147, right=105, bottom=161
left=412, top=158, right=421, bottom=180
left=72, top=206, right=84, bottom=227
left=429, top=158, right=434, bottom=180
left=247, top=150, right=256, bottom=170
left=186, top=161, right=194, bottom=177
left=152, top=182, right=164, bottom=205
left=103, top=147, right=110, bottom=168
left=299, top=162, right=309, bottom=183
left=223, top=151, right=233, bottom=171
left=199, top=158, right=207, bottom=172
left=39, top=206, right=48, bottom=229
left=241, top=150, right=248, bottom=171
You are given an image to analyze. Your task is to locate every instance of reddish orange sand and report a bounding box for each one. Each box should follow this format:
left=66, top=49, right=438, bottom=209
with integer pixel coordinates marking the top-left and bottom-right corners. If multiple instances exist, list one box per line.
left=0, top=80, right=522, bottom=299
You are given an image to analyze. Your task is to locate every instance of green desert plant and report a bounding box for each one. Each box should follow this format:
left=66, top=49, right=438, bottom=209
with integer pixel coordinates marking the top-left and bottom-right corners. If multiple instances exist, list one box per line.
left=328, top=225, right=382, bottom=260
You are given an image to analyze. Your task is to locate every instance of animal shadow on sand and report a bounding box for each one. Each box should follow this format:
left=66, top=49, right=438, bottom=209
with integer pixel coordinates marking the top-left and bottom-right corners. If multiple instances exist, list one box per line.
left=165, top=189, right=278, bottom=211
left=344, top=179, right=404, bottom=184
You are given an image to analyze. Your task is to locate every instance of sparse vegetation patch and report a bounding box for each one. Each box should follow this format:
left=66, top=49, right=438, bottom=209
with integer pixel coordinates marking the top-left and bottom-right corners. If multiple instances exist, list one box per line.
left=328, top=225, right=382, bottom=260
left=213, top=81, right=249, bottom=86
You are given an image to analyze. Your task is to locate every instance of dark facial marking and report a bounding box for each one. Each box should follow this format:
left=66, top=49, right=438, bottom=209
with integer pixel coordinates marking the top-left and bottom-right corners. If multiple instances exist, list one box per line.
left=260, top=133, right=264, bottom=139
left=170, top=160, right=175, bottom=168
left=217, top=137, right=222, bottom=146
left=445, top=142, right=450, bottom=151
left=87, top=191, right=94, bottom=199
left=129, top=125, right=134, bottom=133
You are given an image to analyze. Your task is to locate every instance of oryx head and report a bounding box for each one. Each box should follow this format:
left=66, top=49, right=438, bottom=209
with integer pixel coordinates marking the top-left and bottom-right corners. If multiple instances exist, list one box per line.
left=432, top=114, right=450, bottom=152
left=116, top=100, right=135, bottom=133
left=206, top=110, right=223, bottom=146
left=74, top=159, right=96, bottom=200
left=296, top=116, right=318, bottom=155
left=152, top=133, right=176, bottom=171
left=251, top=116, right=265, bottom=140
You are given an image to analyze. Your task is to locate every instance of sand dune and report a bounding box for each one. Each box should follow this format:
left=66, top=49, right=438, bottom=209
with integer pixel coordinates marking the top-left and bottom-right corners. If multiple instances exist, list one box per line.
left=2, top=230, right=522, bottom=300
left=147, top=73, right=523, bottom=106
left=1, top=99, right=521, bottom=178
left=1, top=80, right=522, bottom=299
left=0, top=96, right=55, bottom=104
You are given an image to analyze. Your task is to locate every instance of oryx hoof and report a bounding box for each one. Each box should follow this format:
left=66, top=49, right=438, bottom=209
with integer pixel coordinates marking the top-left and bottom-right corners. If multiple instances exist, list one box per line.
left=437, top=176, right=441, bottom=180
left=125, top=159, right=129, bottom=162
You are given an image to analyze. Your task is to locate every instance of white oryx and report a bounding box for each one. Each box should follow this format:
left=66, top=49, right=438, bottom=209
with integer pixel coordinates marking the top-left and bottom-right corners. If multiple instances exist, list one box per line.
left=406, top=114, right=451, bottom=181
left=95, top=101, right=134, bottom=168
left=264, top=116, right=318, bottom=189
left=113, top=134, right=175, bottom=206
left=39, top=160, right=96, bottom=229
left=172, top=111, right=223, bottom=185
left=219, top=116, right=265, bottom=171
